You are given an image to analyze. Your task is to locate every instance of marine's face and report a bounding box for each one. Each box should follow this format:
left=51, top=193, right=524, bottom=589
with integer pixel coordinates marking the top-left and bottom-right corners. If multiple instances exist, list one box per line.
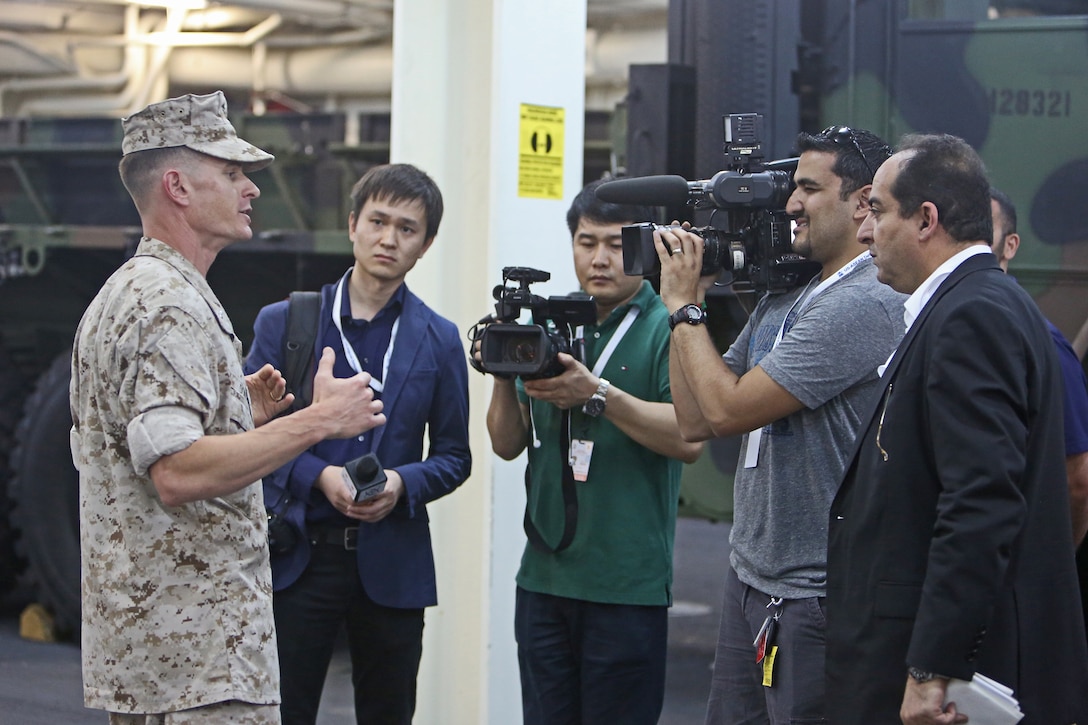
left=186, top=156, right=261, bottom=248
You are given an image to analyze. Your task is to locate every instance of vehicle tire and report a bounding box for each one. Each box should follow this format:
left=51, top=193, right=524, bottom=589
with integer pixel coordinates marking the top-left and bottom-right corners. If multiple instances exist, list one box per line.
left=0, top=346, right=28, bottom=598
left=10, top=350, right=80, bottom=637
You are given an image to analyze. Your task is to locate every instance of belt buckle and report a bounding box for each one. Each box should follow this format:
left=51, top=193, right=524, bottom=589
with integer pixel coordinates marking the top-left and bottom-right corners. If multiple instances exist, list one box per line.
left=343, top=528, right=358, bottom=551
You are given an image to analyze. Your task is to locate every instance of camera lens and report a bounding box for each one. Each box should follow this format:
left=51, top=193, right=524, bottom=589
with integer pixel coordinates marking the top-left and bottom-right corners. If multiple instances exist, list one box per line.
left=505, top=338, right=539, bottom=364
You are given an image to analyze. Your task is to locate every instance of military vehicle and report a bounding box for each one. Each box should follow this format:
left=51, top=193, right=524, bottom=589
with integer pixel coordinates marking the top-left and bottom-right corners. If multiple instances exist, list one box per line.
left=0, top=111, right=377, bottom=634
left=0, top=102, right=622, bottom=635
left=1, top=0, right=1086, bottom=636
left=624, top=0, right=1088, bottom=527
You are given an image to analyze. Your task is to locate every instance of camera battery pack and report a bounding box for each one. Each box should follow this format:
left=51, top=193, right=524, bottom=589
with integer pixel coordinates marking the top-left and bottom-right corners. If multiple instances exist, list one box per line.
left=341, top=452, right=388, bottom=503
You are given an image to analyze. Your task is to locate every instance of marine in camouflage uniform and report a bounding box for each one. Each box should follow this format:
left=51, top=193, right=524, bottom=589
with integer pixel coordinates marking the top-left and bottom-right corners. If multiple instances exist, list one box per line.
left=69, top=91, right=386, bottom=723
left=71, top=236, right=279, bottom=714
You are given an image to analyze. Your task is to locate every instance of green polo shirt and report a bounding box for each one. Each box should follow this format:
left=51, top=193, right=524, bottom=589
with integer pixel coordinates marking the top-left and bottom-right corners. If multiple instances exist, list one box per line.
left=516, top=280, right=682, bottom=606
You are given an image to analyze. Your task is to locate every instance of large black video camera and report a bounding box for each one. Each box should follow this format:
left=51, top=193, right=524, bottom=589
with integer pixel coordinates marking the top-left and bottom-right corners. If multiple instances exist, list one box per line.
left=469, top=267, right=597, bottom=379
left=597, top=113, right=820, bottom=293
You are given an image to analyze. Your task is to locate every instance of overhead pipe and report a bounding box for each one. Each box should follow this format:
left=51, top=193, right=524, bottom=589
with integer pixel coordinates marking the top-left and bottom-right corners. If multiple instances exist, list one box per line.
left=0, top=3, right=663, bottom=116
left=0, top=32, right=73, bottom=75
left=225, top=0, right=391, bottom=24
left=135, top=13, right=284, bottom=47
left=166, top=23, right=663, bottom=109
left=0, top=4, right=150, bottom=116
left=126, top=6, right=197, bottom=112
left=6, top=6, right=282, bottom=116
left=15, top=5, right=188, bottom=116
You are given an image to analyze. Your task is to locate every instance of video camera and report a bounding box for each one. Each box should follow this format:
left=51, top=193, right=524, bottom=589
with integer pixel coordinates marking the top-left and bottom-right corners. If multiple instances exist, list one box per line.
left=596, top=113, right=820, bottom=293
left=469, top=266, right=597, bottom=379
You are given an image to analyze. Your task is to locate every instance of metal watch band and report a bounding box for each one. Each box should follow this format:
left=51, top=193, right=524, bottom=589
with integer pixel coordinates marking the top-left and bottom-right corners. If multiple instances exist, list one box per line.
left=582, top=378, right=609, bottom=417
left=907, top=666, right=939, bottom=683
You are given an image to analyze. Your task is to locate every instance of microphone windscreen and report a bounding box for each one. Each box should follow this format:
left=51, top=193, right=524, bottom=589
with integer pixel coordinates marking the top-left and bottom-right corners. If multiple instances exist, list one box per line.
left=595, top=175, right=691, bottom=206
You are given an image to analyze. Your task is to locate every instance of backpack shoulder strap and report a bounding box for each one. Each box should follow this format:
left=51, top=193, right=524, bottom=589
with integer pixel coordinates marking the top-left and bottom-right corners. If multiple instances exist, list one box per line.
left=282, top=291, right=321, bottom=411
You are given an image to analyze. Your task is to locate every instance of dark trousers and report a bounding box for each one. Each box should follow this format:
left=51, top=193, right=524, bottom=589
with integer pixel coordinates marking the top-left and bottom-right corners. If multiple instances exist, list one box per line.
left=274, top=533, right=424, bottom=725
left=705, top=566, right=828, bottom=725
left=514, top=586, right=668, bottom=725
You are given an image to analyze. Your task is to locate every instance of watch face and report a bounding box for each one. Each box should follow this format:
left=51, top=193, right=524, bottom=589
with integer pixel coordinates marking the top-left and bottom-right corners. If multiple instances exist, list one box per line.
left=584, top=396, right=606, bottom=416
left=669, top=304, right=705, bottom=330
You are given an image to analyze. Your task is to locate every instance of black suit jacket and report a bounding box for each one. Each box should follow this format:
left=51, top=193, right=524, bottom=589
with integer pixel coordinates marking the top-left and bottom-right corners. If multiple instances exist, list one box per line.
left=826, top=252, right=1088, bottom=724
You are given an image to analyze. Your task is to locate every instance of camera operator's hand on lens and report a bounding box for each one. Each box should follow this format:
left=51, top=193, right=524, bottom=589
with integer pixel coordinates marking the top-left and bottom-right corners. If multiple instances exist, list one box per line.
left=310, top=347, right=387, bottom=438
left=522, top=353, right=597, bottom=410
left=654, top=224, right=715, bottom=314
left=247, top=363, right=293, bottom=427
left=470, top=326, right=495, bottom=375
left=469, top=318, right=513, bottom=381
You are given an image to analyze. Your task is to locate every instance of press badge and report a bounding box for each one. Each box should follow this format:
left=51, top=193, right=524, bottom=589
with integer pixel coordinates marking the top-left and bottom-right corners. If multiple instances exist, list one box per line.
left=570, top=439, right=594, bottom=482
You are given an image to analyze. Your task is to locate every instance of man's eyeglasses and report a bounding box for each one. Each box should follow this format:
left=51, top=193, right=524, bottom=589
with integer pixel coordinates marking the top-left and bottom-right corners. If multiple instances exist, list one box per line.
left=820, top=125, right=880, bottom=177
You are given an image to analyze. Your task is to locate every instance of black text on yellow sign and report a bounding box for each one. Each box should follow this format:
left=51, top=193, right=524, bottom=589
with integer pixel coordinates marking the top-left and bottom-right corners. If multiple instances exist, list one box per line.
left=518, top=103, right=565, bottom=200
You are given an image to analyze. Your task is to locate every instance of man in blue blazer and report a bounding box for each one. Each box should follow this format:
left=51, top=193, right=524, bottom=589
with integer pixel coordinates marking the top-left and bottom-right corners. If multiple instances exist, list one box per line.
left=245, top=164, right=471, bottom=725
left=826, top=134, right=1088, bottom=724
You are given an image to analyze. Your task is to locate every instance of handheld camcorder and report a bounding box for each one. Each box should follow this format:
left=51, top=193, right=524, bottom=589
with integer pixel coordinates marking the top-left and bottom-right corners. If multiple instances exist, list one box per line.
left=596, top=113, right=820, bottom=293
left=469, top=266, right=596, bottom=379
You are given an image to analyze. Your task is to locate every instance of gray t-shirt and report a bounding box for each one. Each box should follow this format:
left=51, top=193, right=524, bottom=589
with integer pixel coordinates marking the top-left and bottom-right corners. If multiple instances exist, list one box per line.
left=724, top=256, right=905, bottom=598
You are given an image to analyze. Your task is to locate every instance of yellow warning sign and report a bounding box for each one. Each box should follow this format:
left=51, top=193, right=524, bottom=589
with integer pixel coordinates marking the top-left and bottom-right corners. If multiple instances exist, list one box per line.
left=518, top=103, right=565, bottom=200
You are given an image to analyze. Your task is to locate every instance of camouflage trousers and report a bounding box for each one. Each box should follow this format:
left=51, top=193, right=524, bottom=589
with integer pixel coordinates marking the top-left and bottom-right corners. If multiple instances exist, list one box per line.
left=108, top=700, right=280, bottom=724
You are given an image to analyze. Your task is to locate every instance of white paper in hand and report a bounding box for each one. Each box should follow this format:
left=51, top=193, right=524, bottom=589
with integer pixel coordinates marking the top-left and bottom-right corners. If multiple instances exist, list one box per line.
left=944, top=673, right=1024, bottom=725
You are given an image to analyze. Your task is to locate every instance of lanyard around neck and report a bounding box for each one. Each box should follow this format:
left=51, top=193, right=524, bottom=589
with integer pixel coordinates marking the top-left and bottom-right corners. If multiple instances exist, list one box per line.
left=773, top=250, right=870, bottom=347
left=576, top=305, right=640, bottom=378
left=332, top=269, right=399, bottom=394
left=746, top=250, right=870, bottom=470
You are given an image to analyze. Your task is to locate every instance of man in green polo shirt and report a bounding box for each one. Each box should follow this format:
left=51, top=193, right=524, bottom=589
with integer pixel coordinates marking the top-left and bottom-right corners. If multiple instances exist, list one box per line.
left=485, top=179, right=703, bottom=725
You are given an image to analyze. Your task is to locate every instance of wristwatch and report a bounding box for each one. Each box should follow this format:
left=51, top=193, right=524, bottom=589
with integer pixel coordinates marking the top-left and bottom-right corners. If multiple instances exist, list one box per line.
left=907, top=666, right=940, bottom=683
left=669, top=303, right=707, bottom=330
left=582, top=378, right=610, bottom=417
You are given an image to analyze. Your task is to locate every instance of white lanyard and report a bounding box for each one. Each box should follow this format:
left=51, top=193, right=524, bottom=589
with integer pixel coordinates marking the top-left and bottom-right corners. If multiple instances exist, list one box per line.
left=773, top=250, right=871, bottom=347
left=576, top=305, right=640, bottom=377
left=745, top=250, right=870, bottom=468
left=332, top=269, right=399, bottom=394
left=529, top=306, right=639, bottom=449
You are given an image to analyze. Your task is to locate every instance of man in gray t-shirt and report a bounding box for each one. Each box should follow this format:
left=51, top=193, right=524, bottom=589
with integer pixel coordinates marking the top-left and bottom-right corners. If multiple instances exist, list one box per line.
left=656, top=126, right=905, bottom=724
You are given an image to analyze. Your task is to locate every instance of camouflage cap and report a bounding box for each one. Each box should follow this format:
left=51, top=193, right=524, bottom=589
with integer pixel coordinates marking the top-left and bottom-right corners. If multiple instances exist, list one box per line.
left=121, top=91, right=273, bottom=171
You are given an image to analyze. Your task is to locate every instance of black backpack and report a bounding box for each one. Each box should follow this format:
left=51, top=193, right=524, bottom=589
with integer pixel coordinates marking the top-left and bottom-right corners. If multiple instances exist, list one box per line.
left=263, top=290, right=320, bottom=538
left=281, top=291, right=321, bottom=411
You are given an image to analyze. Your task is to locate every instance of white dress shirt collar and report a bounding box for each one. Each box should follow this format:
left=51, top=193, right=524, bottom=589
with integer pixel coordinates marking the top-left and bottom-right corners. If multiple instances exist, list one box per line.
left=902, top=244, right=993, bottom=333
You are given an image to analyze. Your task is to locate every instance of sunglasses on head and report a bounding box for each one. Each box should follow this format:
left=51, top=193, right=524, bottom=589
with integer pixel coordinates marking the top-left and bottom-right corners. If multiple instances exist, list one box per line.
left=820, top=125, right=878, bottom=177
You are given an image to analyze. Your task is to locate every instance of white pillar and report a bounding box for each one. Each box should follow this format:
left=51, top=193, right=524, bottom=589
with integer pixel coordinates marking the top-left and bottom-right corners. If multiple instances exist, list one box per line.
left=389, top=1, right=587, bottom=723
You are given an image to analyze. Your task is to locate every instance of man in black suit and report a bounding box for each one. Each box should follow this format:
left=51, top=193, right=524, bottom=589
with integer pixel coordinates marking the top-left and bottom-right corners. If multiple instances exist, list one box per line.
left=825, top=133, right=1088, bottom=725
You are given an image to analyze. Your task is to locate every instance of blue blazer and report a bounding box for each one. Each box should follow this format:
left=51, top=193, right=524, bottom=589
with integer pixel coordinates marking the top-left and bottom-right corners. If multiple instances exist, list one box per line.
left=245, top=283, right=471, bottom=609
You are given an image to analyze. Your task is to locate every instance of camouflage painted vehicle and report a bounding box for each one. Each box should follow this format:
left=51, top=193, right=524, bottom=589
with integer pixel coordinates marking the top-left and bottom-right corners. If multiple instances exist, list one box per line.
left=0, top=105, right=619, bottom=636
left=628, top=0, right=1088, bottom=522
left=0, top=112, right=369, bottom=634
left=815, top=0, right=1088, bottom=342
left=2, top=0, right=1086, bottom=637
